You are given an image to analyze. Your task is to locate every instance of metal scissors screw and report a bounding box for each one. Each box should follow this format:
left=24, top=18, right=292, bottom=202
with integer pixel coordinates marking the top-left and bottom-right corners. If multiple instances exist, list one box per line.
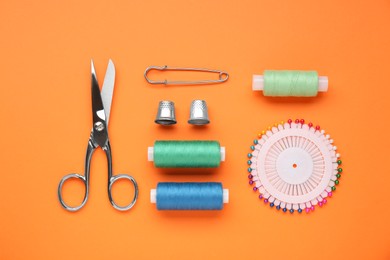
left=58, top=59, right=138, bottom=212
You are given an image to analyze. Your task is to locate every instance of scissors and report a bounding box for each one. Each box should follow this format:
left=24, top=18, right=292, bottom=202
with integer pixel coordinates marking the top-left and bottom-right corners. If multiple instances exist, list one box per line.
left=58, top=59, right=138, bottom=212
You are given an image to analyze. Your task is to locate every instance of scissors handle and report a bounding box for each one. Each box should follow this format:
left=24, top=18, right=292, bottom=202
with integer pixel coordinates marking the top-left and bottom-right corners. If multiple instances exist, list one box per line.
left=58, top=140, right=138, bottom=211
left=105, top=142, right=138, bottom=211
left=108, top=174, right=138, bottom=211
left=58, top=173, right=89, bottom=211
left=58, top=141, right=94, bottom=212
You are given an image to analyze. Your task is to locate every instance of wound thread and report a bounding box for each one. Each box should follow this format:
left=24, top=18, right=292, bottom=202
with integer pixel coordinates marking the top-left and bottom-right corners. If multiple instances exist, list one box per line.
left=264, top=70, right=319, bottom=97
left=155, top=182, right=224, bottom=210
left=153, top=140, right=222, bottom=168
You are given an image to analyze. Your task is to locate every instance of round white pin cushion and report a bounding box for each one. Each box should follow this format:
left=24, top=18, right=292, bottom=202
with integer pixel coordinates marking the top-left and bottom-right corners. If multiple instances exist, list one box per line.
left=247, top=119, right=343, bottom=214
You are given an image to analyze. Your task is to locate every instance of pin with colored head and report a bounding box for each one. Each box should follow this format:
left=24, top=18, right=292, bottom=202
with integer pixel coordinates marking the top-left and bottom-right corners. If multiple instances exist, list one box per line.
left=252, top=70, right=328, bottom=97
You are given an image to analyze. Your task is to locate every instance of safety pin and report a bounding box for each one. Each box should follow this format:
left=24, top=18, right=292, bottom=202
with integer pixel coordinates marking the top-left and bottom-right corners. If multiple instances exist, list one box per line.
left=144, top=66, right=229, bottom=85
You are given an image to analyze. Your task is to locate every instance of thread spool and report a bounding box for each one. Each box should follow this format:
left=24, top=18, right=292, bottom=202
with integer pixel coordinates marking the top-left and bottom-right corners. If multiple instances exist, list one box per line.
left=148, top=140, right=225, bottom=168
left=252, top=70, right=328, bottom=97
left=150, top=182, right=229, bottom=210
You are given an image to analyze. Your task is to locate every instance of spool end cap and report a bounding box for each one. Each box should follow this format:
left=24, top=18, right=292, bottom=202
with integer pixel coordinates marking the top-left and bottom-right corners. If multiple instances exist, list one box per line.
left=148, top=147, right=154, bottom=161
left=223, top=189, right=229, bottom=203
left=221, top=147, right=226, bottom=162
left=318, top=76, right=328, bottom=92
left=252, top=75, right=264, bottom=91
left=151, top=189, right=157, bottom=203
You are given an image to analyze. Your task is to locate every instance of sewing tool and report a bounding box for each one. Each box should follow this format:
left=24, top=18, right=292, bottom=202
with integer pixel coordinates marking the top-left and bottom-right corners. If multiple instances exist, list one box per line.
left=155, top=100, right=177, bottom=125
left=247, top=119, right=342, bottom=213
left=188, top=100, right=210, bottom=125
left=58, top=59, right=139, bottom=212
left=151, top=182, right=229, bottom=210
left=252, top=70, right=328, bottom=96
left=148, top=140, right=225, bottom=168
left=144, top=66, right=229, bottom=85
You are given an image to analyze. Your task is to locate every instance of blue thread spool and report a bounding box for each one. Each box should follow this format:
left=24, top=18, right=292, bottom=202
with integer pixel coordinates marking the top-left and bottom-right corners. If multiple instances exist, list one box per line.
left=151, top=182, right=229, bottom=210
left=148, top=140, right=226, bottom=168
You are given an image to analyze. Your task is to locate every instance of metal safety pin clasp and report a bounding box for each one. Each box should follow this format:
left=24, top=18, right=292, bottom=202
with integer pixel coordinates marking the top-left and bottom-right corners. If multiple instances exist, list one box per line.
left=144, top=66, right=229, bottom=85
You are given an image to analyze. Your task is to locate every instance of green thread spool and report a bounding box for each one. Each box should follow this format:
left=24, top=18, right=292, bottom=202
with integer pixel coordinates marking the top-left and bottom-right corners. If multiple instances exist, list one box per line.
left=252, top=70, right=328, bottom=97
left=148, top=140, right=225, bottom=168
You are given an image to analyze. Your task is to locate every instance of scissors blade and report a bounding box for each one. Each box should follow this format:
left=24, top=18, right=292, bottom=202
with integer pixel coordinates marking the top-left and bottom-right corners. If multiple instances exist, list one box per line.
left=101, top=59, right=115, bottom=125
left=91, top=60, right=109, bottom=148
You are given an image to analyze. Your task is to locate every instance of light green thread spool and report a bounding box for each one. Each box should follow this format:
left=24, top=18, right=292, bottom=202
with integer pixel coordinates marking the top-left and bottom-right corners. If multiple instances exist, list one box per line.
left=148, top=141, right=225, bottom=168
left=252, top=70, right=328, bottom=97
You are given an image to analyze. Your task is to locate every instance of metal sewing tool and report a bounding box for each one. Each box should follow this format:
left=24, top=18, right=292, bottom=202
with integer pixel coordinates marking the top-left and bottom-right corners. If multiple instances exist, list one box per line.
left=144, top=66, right=229, bottom=85
left=188, top=100, right=210, bottom=125
left=155, top=100, right=177, bottom=125
left=58, top=59, right=138, bottom=212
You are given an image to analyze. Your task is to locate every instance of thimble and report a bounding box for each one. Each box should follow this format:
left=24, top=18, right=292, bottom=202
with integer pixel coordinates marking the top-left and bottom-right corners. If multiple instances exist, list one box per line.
left=188, top=100, right=210, bottom=125
left=155, top=100, right=177, bottom=125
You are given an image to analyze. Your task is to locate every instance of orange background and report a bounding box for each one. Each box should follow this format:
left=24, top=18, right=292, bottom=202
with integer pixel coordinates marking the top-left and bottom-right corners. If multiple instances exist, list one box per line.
left=1, top=1, right=390, bottom=259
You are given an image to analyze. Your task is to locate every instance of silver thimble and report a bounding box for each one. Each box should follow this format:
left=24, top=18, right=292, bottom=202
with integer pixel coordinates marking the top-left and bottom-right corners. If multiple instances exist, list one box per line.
left=188, top=100, right=210, bottom=125
left=155, top=100, right=177, bottom=125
